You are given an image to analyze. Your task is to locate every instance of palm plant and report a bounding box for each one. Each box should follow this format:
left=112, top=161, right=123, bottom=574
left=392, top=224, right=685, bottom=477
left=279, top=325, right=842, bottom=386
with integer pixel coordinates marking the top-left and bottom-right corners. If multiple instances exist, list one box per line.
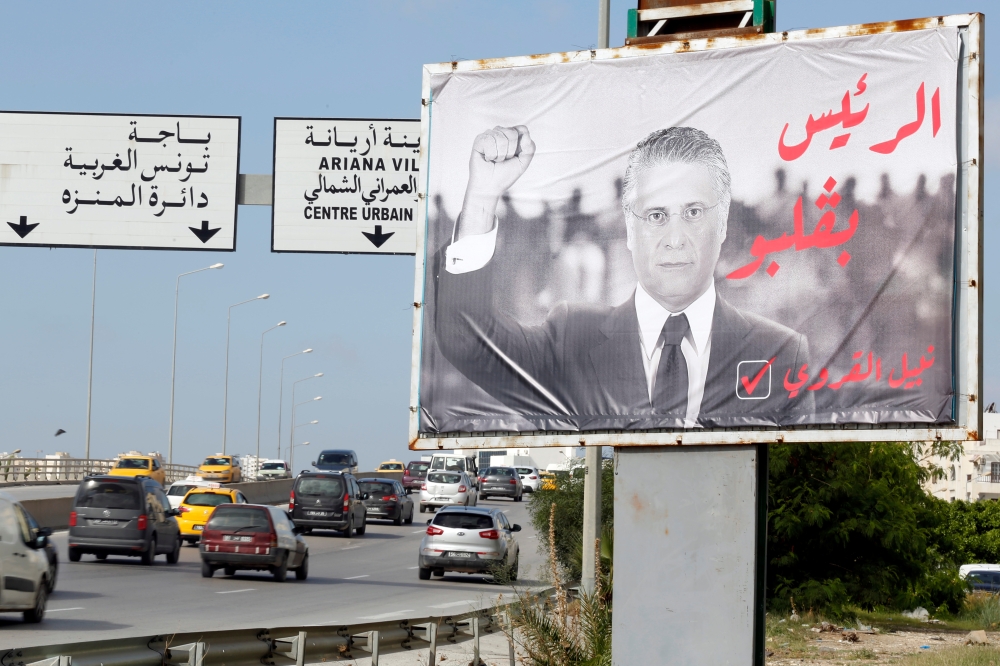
left=497, top=503, right=613, bottom=666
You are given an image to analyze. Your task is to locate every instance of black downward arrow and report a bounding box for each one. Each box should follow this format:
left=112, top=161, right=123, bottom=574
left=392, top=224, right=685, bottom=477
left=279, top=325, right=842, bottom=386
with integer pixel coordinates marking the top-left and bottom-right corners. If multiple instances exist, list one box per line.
left=189, top=220, right=221, bottom=243
left=7, top=216, right=38, bottom=239
left=361, top=224, right=394, bottom=249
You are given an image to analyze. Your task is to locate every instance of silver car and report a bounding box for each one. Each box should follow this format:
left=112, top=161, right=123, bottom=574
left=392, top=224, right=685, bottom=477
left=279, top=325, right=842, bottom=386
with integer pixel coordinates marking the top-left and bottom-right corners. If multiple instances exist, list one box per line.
left=419, top=471, right=478, bottom=513
left=418, top=506, right=520, bottom=579
left=256, top=460, right=291, bottom=480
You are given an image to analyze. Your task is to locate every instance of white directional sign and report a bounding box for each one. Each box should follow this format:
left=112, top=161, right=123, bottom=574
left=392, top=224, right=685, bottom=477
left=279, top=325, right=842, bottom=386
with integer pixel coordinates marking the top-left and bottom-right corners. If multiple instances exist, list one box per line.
left=0, top=111, right=240, bottom=250
left=271, top=117, right=419, bottom=255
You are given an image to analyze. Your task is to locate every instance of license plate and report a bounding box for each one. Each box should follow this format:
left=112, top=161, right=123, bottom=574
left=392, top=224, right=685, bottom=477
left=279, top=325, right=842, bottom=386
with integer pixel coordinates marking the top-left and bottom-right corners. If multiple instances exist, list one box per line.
left=223, top=535, right=252, bottom=542
left=91, top=519, right=118, bottom=525
left=306, top=510, right=327, bottom=516
left=448, top=552, right=472, bottom=558
left=193, top=525, right=204, bottom=531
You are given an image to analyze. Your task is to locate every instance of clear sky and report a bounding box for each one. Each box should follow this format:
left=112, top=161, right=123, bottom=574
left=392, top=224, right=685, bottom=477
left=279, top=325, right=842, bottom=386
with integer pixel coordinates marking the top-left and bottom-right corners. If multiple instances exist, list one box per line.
left=0, top=1, right=993, bottom=469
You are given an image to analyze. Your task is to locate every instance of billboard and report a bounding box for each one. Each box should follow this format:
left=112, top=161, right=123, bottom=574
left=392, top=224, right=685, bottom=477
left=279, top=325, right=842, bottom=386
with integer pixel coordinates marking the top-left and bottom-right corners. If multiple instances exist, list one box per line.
left=272, top=117, right=420, bottom=254
left=0, top=112, right=240, bottom=250
left=410, top=15, right=984, bottom=448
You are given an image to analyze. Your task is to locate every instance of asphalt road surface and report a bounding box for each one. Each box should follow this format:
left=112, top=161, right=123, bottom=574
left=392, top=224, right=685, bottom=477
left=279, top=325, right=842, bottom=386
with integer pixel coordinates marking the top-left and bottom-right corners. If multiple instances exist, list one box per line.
left=0, top=497, right=544, bottom=649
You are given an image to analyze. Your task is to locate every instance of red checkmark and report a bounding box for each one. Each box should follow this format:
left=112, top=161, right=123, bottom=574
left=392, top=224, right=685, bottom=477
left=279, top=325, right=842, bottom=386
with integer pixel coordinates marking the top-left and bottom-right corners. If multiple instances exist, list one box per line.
left=740, top=357, right=776, bottom=396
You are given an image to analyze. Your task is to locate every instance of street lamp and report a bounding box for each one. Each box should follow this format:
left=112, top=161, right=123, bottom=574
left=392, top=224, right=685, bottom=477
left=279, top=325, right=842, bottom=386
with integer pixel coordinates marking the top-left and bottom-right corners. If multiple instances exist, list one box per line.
left=290, top=418, right=319, bottom=473
left=222, top=293, right=269, bottom=454
left=255, top=321, right=286, bottom=468
left=277, top=349, right=313, bottom=459
left=168, top=263, right=224, bottom=465
left=290, top=373, right=323, bottom=456
left=289, top=442, right=310, bottom=473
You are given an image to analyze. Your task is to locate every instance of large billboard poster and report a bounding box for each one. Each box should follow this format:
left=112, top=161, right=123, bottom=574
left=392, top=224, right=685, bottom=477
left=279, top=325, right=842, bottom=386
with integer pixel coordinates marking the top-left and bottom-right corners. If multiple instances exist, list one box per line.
left=412, top=19, right=983, bottom=445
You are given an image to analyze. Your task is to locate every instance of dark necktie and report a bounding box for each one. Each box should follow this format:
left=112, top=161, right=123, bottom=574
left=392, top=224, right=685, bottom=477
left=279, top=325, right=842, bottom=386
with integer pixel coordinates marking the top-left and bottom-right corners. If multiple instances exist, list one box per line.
left=652, top=314, right=690, bottom=416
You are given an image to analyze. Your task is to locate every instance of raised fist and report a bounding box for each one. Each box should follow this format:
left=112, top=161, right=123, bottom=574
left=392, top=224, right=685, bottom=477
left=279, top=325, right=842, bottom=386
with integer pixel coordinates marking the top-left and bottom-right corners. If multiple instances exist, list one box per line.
left=466, top=125, right=536, bottom=201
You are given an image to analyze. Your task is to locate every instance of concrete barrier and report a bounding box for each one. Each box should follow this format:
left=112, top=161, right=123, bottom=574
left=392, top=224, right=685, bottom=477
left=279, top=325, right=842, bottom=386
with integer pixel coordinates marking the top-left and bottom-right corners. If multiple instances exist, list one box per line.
left=232, top=479, right=294, bottom=505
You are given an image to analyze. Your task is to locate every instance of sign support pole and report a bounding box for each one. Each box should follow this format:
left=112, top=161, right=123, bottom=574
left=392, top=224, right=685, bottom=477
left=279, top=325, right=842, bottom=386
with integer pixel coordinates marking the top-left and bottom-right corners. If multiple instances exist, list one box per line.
left=84, top=250, right=97, bottom=460
left=581, top=0, right=612, bottom=598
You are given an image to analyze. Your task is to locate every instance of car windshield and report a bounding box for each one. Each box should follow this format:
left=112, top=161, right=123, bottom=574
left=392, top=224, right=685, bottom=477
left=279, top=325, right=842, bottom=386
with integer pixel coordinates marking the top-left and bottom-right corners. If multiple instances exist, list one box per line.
left=77, top=480, right=142, bottom=510
left=317, top=452, right=352, bottom=465
left=430, top=457, right=465, bottom=471
left=206, top=507, right=270, bottom=533
left=202, top=457, right=230, bottom=466
left=185, top=492, right=232, bottom=507
left=407, top=462, right=429, bottom=476
left=485, top=468, right=514, bottom=477
left=516, top=468, right=534, bottom=474
left=428, top=472, right=462, bottom=484
left=261, top=462, right=286, bottom=470
left=380, top=463, right=403, bottom=470
left=296, top=477, right=345, bottom=497
left=359, top=482, right=394, bottom=495
left=115, top=458, right=149, bottom=469
left=432, top=513, right=494, bottom=529
left=168, top=484, right=198, bottom=497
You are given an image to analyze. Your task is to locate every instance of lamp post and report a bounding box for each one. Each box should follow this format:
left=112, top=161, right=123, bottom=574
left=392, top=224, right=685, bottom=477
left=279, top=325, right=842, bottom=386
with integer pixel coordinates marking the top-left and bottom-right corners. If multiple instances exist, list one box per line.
left=222, top=293, right=269, bottom=454
left=255, top=321, right=286, bottom=468
left=290, top=418, right=319, bottom=473
left=277, top=349, right=312, bottom=459
left=290, top=441, right=310, bottom=470
left=290, top=373, right=323, bottom=456
left=168, top=263, right=224, bottom=466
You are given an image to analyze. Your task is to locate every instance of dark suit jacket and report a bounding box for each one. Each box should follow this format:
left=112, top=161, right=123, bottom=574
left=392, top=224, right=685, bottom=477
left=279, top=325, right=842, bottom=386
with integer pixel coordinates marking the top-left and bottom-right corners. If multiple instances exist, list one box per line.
left=433, top=254, right=813, bottom=430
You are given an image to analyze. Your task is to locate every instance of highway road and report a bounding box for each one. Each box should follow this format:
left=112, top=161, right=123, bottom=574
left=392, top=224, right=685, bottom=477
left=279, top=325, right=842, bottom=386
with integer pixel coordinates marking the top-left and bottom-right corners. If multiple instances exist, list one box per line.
left=0, top=497, right=544, bottom=649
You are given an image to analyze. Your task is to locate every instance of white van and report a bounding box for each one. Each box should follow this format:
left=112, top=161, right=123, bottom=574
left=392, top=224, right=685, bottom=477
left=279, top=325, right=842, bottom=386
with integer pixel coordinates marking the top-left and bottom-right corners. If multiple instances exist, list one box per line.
left=429, top=454, right=479, bottom=484
left=0, top=492, right=51, bottom=622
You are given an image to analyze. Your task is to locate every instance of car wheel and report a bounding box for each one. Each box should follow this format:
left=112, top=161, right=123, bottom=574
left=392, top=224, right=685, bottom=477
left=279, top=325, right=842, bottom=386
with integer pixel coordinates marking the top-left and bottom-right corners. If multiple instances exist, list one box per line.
left=515, top=493, right=522, bottom=502
left=95, top=553, right=107, bottom=561
left=344, top=517, right=354, bottom=538
left=510, top=554, right=519, bottom=581
left=393, top=508, right=403, bottom=526
left=295, top=553, right=309, bottom=581
left=141, top=537, right=156, bottom=566
left=272, top=552, right=289, bottom=582
left=419, top=504, right=426, bottom=514
left=418, top=566, right=432, bottom=580
left=404, top=507, right=414, bottom=525
left=46, top=561, right=57, bottom=593
left=166, top=537, right=181, bottom=564
left=432, top=568, right=444, bottom=577
left=201, top=560, right=214, bottom=578
left=356, top=515, right=367, bottom=536
left=301, top=528, right=312, bottom=535
left=480, top=494, right=488, bottom=501
left=224, top=566, right=236, bottom=576
left=68, top=547, right=81, bottom=563
left=23, top=585, right=46, bottom=624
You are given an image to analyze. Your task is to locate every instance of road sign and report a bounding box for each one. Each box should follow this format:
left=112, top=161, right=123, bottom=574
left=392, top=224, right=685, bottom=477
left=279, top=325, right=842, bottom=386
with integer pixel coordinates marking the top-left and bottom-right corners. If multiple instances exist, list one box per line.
left=0, top=111, right=240, bottom=250
left=271, top=117, right=419, bottom=255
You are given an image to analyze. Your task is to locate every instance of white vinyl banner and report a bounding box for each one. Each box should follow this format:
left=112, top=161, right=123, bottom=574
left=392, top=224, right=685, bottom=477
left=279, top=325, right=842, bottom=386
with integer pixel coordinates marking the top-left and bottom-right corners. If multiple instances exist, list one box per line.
left=0, top=112, right=240, bottom=250
left=271, top=118, right=420, bottom=254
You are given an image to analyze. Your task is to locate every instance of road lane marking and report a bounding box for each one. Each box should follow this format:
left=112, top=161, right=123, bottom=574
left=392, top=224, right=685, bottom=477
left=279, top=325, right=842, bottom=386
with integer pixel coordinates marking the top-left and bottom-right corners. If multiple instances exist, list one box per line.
left=341, top=545, right=362, bottom=551
left=48, top=607, right=84, bottom=613
left=216, top=588, right=256, bottom=594
left=408, top=566, right=419, bottom=569
left=428, top=600, right=476, bottom=609
left=411, top=529, right=426, bottom=533
left=344, top=574, right=369, bottom=580
left=359, top=610, right=414, bottom=620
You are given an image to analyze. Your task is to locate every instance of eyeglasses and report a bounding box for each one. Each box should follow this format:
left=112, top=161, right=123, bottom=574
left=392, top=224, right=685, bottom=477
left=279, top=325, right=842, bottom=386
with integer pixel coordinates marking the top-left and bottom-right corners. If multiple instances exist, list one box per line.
left=627, top=203, right=719, bottom=227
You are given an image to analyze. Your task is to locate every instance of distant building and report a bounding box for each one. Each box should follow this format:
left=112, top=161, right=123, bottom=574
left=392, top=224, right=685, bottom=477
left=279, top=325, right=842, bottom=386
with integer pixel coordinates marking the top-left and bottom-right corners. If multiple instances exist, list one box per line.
left=924, top=412, right=1000, bottom=502
left=453, top=446, right=584, bottom=473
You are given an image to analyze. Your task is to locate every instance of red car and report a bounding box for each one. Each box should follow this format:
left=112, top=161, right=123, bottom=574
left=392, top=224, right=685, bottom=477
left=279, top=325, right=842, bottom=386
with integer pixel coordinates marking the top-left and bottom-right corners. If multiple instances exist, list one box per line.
left=402, top=460, right=430, bottom=493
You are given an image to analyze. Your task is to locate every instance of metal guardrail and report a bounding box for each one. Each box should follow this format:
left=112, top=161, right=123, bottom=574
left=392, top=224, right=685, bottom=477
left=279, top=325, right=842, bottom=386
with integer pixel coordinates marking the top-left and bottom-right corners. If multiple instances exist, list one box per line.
left=0, top=458, right=200, bottom=485
left=4, top=606, right=521, bottom=666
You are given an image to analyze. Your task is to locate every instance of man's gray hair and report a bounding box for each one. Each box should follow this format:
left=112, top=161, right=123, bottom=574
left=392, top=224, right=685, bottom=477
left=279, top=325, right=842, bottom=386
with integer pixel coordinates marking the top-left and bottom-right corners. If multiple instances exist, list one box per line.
left=621, top=127, right=731, bottom=230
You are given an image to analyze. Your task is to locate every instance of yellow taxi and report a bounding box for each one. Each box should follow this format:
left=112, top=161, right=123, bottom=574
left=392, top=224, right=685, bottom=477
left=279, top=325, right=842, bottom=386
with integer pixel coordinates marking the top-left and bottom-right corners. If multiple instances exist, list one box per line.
left=197, top=455, right=242, bottom=483
left=109, top=455, right=165, bottom=486
left=177, top=486, right=250, bottom=543
left=375, top=459, right=404, bottom=472
left=539, top=471, right=557, bottom=491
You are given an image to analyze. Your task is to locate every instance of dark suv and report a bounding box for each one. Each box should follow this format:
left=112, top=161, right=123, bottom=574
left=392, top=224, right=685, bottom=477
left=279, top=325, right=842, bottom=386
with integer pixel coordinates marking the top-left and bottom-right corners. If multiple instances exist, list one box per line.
left=289, top=472, right=368, bottom=537
left=67, top=475, right=182, bottom=565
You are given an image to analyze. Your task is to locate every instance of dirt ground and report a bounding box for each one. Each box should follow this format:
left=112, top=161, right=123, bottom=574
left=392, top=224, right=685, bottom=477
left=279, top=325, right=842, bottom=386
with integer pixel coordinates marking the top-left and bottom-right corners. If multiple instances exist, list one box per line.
left=767, top=624, right=1000, bottom=664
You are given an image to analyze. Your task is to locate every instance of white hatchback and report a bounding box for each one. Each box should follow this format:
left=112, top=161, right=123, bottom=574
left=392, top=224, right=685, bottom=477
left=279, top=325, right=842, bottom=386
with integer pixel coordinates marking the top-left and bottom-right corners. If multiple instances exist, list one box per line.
left=420, top=471, right=478, bottom=513
left=516, top=467, right=542, bottom=492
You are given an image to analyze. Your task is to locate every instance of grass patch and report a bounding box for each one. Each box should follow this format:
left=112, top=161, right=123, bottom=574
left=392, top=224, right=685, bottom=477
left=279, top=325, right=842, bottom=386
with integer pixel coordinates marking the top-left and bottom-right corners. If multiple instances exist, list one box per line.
left=894, top=646, right=1000, bottom=665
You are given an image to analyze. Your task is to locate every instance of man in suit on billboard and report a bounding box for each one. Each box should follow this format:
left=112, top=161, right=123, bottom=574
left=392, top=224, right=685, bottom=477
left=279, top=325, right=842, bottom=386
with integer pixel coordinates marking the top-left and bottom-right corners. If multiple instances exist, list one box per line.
left=434, top=125, right=812, bottom=429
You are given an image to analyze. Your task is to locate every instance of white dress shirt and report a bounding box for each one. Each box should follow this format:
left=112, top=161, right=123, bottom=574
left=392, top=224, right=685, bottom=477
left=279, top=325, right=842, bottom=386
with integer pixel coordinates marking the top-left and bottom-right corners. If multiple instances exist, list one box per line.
left=634, top=282, right=715, bottom=427
left=445, top=226, right=716, bottom=425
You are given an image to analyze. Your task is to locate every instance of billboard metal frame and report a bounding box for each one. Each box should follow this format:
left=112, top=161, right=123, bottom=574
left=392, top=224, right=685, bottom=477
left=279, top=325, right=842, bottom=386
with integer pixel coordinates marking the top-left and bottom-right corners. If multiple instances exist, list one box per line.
left=0, top=110, right=242, bottom=252
left=408, top=14, right=985, bottom=450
